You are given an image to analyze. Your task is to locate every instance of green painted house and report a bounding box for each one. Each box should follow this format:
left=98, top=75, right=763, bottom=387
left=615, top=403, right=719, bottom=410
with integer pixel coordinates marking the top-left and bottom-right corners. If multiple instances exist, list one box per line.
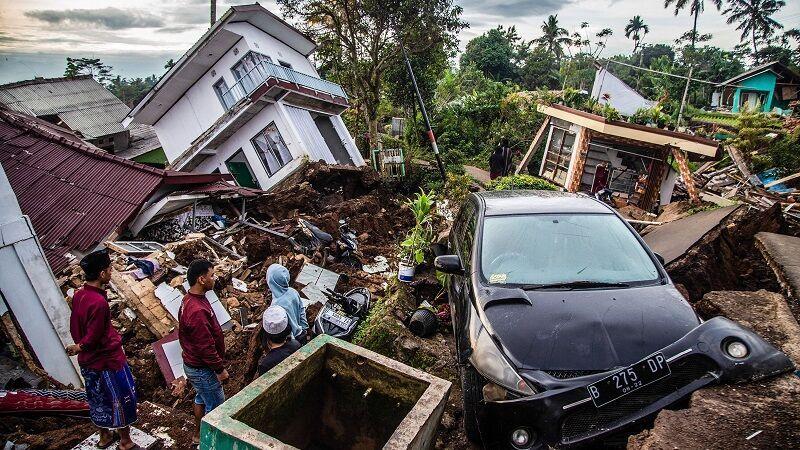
left=712, top=61, right=800, bottom=114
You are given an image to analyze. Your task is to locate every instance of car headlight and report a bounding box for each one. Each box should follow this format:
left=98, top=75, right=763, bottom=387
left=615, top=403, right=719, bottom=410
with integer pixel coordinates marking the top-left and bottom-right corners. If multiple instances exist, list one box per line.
left=470, top=326, right=536, bottom=396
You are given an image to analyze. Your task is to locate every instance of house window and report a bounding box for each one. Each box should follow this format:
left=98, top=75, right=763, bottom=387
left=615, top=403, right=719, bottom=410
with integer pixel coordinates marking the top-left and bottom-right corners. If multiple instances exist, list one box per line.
left=232, top=51, right=272, bottom=94
left=278, top=60, right=293, bottom=69
left=251, top=122, right=293, bottom=177
left=541, top=127, right=575, bottom=186
left=213, top=78, right=236, bottom=110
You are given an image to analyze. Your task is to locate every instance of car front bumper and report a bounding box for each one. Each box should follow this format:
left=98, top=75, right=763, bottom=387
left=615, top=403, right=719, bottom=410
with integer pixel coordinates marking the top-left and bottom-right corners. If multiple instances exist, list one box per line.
left=477, top=316, right=794, bottom=449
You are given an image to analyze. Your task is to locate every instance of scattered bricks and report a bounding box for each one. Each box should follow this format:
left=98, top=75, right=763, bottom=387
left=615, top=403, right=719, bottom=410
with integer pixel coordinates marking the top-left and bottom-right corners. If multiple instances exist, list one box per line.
left=225, top=297, right=240, bottom=309
left=168, top=275, right=185, bottom=288
left=110, top=272, right=172, bottom=339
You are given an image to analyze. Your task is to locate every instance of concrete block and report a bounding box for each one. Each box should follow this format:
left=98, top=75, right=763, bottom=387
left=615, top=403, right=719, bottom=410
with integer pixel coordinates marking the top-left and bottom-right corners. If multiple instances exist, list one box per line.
left=201, top=334, right=451, bottom=450
left=72, top=427, right=158, bottom=449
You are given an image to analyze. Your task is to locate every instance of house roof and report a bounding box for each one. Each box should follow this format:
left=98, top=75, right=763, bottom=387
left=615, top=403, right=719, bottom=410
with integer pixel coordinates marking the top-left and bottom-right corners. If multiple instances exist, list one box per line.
left=538, top=103, right=720, bottom=158
left=716, top=60, right=800, bottom=87
left=0, top=106, right=256, bottom=272
left=591, top=65, right=656, bottom=116
left=125, top=4, right=316, bottom=126
left=0, top=75, right=131, bottom=139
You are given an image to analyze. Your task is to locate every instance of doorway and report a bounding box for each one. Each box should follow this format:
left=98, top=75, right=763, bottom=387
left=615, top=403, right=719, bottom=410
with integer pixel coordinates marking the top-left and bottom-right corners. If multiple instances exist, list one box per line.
left=225, top=149, right=260, bottom=189
left=314, top=115, right=353, bottom=166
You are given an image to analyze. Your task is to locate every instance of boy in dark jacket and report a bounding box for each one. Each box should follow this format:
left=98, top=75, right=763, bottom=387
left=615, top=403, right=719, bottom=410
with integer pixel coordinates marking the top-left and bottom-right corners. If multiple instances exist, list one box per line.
left=179, top=260, right=227, bottom=446
left=257, top=306, right=302, bottom=375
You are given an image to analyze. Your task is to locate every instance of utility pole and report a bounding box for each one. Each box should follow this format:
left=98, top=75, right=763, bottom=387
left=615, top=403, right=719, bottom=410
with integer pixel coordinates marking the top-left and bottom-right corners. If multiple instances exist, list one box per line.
left=677, top=7, right=699, bottom=128
left=402, top=45, right=446, bottom=181
left=210, top=0, right=216, bottom=26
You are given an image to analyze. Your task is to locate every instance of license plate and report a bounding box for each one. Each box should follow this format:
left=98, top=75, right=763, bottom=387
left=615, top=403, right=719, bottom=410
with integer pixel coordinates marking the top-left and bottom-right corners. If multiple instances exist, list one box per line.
left=587, top=352, right=671, bottom=407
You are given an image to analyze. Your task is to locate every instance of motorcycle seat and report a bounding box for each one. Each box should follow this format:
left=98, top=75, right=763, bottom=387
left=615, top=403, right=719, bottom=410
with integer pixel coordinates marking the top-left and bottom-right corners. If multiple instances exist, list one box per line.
left=303, top=220, right=333, bottom=243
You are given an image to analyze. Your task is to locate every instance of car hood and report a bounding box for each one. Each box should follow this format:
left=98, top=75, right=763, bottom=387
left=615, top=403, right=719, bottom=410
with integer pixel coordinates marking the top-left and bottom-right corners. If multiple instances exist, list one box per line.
left=481, top=284, right=700, bottom=371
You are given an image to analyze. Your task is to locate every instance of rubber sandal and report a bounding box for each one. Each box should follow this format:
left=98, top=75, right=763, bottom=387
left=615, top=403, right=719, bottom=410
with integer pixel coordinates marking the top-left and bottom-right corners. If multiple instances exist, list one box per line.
left=97, top=432, right=119, bottom=449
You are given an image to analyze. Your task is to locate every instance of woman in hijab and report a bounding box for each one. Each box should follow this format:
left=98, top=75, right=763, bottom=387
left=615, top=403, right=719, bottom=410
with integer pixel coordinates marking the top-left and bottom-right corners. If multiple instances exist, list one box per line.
left=266, top=264, right=308, bottom=343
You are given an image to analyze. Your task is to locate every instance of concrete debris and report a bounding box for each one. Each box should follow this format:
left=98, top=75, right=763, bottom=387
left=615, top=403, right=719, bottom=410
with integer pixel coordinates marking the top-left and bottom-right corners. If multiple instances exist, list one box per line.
left=71, top=427, right=158, bottom=450
left=362, top=255, right=390, bottom=274
left=755, top=232, right=800, bottom=302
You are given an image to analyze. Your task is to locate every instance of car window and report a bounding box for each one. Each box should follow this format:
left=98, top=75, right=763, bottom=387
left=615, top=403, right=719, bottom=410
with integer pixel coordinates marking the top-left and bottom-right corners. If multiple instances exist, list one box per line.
left=480, top=213, right=659, bottom=286
left=459, top=202, right=476, bottom=267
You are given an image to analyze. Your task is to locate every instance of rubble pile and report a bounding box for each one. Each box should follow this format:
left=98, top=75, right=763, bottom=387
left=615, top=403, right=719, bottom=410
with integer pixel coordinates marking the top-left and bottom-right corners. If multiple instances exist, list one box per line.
left=673, top=148, right=800, bottom=224
left=2, top=162, right=432, bottom=449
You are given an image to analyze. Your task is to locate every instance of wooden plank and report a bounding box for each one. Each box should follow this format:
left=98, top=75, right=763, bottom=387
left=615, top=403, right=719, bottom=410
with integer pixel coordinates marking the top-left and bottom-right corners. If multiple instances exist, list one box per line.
left=764, top=171, right=800, bottom=189
left=516, top=117, right=551, bottom=175
left=726, top=145, right=754, bottom=184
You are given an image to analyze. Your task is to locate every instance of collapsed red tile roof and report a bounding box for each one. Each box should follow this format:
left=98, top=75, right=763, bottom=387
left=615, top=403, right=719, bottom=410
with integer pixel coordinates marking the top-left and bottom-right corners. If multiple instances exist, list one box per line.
left=0, top=106, right=258, bottom=272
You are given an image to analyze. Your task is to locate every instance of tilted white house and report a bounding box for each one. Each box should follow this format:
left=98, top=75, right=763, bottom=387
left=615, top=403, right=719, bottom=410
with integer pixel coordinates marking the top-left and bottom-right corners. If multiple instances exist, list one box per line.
left=124, top=4, right=364, bottom=191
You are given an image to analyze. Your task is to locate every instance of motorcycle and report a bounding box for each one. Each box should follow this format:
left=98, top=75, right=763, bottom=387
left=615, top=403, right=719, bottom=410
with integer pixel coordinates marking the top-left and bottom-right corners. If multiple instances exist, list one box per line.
left=312, top=287, right=371, bottom=339
left=289, top=218, right=361, bottom=267
left=595, top=188, right=615, bottom=206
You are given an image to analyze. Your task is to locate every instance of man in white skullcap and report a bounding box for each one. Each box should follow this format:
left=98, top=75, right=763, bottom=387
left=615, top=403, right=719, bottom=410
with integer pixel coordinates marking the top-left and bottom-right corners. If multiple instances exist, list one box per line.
left=257, top=306, right=302, bottom=375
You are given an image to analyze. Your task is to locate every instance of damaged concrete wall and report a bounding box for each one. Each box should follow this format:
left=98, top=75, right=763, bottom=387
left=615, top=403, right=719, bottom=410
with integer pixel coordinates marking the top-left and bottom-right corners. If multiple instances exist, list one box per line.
left=0, top=166, right=82, bottom=387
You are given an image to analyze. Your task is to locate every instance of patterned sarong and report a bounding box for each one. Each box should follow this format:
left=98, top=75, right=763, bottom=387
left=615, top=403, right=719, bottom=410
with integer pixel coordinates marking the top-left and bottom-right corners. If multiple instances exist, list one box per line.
left=81, top=363, right=137, bottom=429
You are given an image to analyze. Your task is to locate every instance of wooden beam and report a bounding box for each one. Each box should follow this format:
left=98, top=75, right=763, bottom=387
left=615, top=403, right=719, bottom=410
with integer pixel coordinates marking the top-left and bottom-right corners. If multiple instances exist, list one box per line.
left=764, top=171, right=800, bottom=189
left=516, top=117, right=551, bottom=175
left=671, top=147, right=701, bottom=205
left=726, top=145, right=754, bottom=184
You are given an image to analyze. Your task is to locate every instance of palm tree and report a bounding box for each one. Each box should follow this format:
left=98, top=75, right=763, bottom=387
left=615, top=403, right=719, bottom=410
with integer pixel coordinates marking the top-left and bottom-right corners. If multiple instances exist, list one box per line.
left=535, top=15, right=571, bottom=60
left=724, top=0, right=786, bottom=62
left=664, top=0, right=723, bottom=125
left=625, top=16, right=650, bottom=53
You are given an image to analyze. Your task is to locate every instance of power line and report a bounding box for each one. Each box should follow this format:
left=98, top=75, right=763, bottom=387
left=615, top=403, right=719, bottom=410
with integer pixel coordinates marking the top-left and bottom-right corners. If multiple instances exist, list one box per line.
left=599, top=58, right=750, bottom=89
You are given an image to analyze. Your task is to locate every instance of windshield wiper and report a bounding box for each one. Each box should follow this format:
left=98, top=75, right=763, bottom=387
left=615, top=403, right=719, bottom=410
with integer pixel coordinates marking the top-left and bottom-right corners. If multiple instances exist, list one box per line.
left=521, top=281, right=631, bottom=290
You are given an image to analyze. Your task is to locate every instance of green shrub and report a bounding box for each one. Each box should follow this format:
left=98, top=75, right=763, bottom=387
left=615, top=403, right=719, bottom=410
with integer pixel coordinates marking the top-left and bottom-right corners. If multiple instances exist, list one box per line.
left=488, top=174, right=559, bottom=191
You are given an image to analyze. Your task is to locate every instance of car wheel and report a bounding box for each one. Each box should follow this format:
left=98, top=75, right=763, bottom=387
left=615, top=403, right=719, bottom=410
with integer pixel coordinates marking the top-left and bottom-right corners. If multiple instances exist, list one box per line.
left=461, top=363, right=485, bottom=443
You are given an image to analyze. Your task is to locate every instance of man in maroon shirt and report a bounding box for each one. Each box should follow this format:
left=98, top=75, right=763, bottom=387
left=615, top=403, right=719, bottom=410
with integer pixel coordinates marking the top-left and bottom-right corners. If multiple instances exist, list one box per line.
left=67, top=250, right=137, bottom=450
left=179, top=259, right=228, bottom=446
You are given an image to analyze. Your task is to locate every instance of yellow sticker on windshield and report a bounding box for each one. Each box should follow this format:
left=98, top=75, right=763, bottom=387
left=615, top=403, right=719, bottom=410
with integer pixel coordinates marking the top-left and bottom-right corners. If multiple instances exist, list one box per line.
left=489, top=273, right=507, bottom=284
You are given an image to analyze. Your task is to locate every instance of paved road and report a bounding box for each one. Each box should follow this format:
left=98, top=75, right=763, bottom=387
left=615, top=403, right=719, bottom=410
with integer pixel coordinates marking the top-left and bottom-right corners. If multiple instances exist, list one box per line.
left=642, top=205, right=739, bottom=264
left=756, top=232, right=800, bottom=298
left=464, top=165, right=491, bottom=184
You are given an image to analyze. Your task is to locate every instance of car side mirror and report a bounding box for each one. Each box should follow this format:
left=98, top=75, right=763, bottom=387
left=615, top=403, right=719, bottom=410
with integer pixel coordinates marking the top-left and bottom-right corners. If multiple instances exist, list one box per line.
left=434, top=254, right=465, bottom=275
left=654, top=252, right=666, bottom=266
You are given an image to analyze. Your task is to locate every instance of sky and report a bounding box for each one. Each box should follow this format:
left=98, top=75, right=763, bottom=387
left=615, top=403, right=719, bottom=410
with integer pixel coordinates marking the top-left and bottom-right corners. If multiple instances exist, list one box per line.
left=0, top=0, right=798, bottom=84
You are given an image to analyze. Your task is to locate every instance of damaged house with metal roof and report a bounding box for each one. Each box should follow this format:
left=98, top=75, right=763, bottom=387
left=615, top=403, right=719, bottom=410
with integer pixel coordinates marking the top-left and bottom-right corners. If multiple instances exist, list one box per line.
left=0, top=105, right=258, bottom=387
left=0, top=75, right=165, bottom=166
left=123, top=4, right=365, bottom=191
left=518, top=66, right=720, bottom=212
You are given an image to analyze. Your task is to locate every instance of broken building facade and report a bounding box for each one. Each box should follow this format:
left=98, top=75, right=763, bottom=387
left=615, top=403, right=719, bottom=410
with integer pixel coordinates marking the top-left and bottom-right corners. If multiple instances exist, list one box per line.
left=123, top=4, right=365, bottom=192
left=520, top=104, right=720, bottom=211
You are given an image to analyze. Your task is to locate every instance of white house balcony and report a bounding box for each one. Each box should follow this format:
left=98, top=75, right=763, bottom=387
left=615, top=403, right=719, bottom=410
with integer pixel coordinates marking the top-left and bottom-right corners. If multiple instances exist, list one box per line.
left=219, top=60, right=349, bottom=114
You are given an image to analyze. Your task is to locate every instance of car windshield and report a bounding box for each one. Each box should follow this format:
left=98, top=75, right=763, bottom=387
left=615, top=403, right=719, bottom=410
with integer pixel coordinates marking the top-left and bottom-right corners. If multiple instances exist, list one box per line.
left=480, top=213, right=660, bottom=287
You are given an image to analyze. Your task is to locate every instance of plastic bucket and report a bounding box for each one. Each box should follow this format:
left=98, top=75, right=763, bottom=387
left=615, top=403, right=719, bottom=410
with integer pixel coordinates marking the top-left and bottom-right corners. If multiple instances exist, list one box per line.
left=398, top=261, right=415, bottom=282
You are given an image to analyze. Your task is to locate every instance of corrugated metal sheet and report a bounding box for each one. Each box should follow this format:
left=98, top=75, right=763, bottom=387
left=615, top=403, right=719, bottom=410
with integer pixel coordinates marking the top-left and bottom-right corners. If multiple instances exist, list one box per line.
left=0, top=107, right=165, bottom=272
left=0, top=76, right=130, bottom=139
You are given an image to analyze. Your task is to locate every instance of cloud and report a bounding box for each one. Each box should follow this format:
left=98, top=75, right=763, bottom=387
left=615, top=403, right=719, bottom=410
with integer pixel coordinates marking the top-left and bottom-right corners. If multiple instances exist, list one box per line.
left=457, top=0, right=573, bottom=17
left=156, top=25, right=200, bottom=34
left=24, top=8, right=165, bottom=30
left=0, top=32, right=22, bottom=43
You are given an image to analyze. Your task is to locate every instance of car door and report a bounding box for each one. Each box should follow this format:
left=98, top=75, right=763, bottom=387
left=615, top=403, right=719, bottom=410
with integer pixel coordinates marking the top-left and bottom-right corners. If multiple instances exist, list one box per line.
left=451, top=200, right=477, bottom=358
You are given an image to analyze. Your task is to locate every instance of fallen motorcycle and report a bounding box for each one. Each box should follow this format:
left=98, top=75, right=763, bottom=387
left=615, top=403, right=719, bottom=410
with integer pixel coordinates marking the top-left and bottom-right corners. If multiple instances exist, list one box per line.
left=289, top=218, right=362, bottom=267
left=312, top=287, right=370, bottom=340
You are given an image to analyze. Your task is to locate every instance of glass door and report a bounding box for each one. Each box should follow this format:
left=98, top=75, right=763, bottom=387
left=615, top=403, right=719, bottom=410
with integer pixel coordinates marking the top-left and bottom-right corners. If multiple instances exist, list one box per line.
left=231, top=52, right=271, bottom=95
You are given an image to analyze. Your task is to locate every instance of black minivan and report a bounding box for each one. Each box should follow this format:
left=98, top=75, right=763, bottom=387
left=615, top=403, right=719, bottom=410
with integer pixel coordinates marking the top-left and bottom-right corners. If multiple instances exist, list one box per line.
left=435, top=190, right=792, bottom=449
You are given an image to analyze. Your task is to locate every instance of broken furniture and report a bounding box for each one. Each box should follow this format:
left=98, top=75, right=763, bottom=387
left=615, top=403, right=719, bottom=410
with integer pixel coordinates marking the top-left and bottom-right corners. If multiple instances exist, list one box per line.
left=200, top=334, right=451, bottom=450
